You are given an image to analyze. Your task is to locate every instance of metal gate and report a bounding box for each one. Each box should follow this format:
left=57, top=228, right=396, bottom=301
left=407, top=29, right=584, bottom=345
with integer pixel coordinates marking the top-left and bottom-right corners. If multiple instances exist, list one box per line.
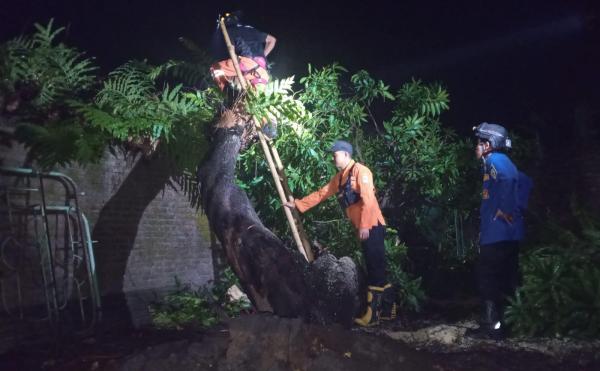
left=0, top=166, right=101, bottom=334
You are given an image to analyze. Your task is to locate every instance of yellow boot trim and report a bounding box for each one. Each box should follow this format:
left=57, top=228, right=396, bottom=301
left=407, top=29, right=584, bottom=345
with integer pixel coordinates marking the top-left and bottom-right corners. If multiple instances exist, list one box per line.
left=379, top=283, right=396, bottom=321
left=379, top=303, right=397, bottom=321
left=354, top=307, right=375, bottom=327
left=354, top=289, right=380, bottom=326
left=368, top=285, right=386, bottom=292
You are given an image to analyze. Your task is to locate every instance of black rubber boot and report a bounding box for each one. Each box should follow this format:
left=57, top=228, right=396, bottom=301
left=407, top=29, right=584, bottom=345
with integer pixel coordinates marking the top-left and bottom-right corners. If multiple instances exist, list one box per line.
left=379, top=283, right=398, bottom=321
left=354, top=287, right=383, bottom=327
left=484, top=300, right=506, bottom=340
left=465, top=300, right=505, bottom=340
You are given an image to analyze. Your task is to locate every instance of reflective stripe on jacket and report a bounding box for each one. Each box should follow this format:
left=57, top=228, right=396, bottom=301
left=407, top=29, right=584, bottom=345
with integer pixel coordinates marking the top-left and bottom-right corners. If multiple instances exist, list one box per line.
left=210, top=56, right=270, bottom=91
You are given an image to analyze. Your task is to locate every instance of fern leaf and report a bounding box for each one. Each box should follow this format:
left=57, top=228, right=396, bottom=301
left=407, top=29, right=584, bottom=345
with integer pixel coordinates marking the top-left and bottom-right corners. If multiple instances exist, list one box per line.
left=33, top=19, right=65, bottom=47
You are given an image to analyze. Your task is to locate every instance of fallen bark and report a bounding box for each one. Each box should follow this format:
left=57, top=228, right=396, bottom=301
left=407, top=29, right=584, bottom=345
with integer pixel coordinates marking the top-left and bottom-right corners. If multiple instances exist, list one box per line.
left=197, top=117, right=366, bottom=326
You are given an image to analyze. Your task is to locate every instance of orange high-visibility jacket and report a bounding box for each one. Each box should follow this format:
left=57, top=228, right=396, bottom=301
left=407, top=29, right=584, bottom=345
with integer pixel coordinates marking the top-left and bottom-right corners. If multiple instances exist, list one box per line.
left=295, top=160, right=386, bottom=230
left=210, top=56, right=269, bottom=91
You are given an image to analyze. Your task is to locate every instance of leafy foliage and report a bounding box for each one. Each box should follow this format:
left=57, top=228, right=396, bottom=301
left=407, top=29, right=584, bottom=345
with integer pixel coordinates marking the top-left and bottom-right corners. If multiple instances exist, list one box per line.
left=2, top=20, right=219, bottom=171
left=149, top=271, right=252, bottom=330
left=240, top=67, right=533, bottom=312
left=11, top=22, right=599, bottom=336
left=238, top=65, right=430, bottom=303
left=384, top=229, right=426, bottom=312
left=297, top=63, right=394, bottom=141
left=359, top=79, right=481, bottom=264
left=505, top=205, right=600, bottom=339
left=210, top=267, right=252, bottom=317
left=350, top=70, right=395, bottom=105
left=244, top=76, right=310, bottom=127
left=370, top=80, right=481, bottom=267
left=0, top=20, right=109, bottom=167
left=366, top=79, right=455, bottom=201
left=13, top=121, right=108, bottom=168
left=77, top=59, right=219, bottom=172
left=149, top=279, right=218, bottom=330
left=1, top=19, right=97, bottom=109
left=506, top=251, right=600, bottom=339
left=80, top=61, right=202, bottom=139
left=238, top=65, right=394, bottom=253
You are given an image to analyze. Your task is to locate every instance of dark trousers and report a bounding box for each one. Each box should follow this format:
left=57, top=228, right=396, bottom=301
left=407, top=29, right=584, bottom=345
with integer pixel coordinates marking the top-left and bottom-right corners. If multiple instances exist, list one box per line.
left=477, top=240, right=520, bottom=306
left=361, top=224, right=387, bottom=286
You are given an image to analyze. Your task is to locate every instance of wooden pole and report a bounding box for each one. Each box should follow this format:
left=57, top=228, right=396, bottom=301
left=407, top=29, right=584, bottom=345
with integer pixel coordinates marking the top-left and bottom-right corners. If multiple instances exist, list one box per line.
left=219, top=18, right=313, bottom=262
left=268, top=142, right=313, bottom=260
left=219, top=18, right=248, bottom=91
left=256, top=130, right=312, bottom=261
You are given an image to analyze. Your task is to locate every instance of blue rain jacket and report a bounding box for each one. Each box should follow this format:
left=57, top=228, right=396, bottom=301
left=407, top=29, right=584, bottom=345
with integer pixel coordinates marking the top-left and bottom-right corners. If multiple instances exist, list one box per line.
left=514, top=171, right=533, bottom=240
left=480, top=152, right=524, bottom=245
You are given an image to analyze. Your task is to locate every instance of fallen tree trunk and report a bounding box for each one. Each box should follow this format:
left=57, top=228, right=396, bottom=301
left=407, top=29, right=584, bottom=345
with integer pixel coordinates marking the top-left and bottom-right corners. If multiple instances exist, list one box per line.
left=197, top=118, right=366, bottom=326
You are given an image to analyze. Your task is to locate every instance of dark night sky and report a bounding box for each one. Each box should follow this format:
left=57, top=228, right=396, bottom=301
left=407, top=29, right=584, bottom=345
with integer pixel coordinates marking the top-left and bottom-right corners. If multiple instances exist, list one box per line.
left=1, top=0, right=598, bottom=136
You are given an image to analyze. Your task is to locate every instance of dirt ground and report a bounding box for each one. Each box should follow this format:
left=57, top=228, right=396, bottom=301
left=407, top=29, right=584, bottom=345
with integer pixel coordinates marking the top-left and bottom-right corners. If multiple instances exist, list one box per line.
left=1, top=308, right=599, bottom=371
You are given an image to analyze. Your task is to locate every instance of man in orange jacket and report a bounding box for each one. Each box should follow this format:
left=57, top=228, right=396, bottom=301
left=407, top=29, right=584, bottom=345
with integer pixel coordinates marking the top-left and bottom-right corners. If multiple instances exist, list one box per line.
left=285, top=140, right=395, bottom=326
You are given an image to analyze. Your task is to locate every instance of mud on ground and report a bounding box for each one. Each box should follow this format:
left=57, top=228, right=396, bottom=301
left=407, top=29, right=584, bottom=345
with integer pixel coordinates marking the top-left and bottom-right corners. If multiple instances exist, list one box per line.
left=1, top=312, right=599, bottom=371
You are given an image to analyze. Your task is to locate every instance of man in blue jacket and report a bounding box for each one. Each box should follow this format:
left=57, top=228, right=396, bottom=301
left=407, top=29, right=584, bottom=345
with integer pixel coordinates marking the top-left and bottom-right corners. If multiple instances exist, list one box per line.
left=468, top=122, right=532, bottom=339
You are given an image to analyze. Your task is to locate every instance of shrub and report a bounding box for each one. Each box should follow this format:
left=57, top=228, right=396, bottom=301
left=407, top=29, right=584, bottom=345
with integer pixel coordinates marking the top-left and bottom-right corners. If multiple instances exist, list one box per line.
left=149, top=270, right=252, bottom=330
left=148, top=280, right=218, bottom=330
left=505, top=248, right=600, bottom=339
left=210, top=267, right=252, bottom=318
left=385, top=229, right=426, bottom=312
left=505, top=206, right=600, bottom=339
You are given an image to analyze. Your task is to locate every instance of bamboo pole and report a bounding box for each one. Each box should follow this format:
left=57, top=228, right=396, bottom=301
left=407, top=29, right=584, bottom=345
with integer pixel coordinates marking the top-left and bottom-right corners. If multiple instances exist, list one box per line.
left=268, top=142, right=313, bottom=260
left=219, top=18, right=313, bottom=262
left=219, top=18, right=248, bottom=91
left=256, top=130, right=312, bottom=261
